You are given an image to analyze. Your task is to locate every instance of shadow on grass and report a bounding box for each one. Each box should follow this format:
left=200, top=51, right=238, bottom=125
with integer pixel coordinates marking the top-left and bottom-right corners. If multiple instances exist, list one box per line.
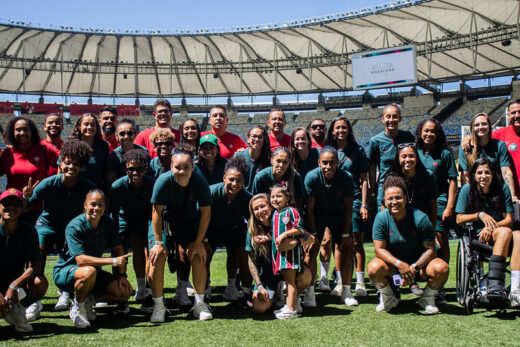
left=0, top=322, right=99, bottom=341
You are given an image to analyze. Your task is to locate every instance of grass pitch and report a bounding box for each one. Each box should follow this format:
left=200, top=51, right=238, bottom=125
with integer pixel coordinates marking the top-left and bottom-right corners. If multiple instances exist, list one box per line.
left=1, top=240, right=519, bottom=346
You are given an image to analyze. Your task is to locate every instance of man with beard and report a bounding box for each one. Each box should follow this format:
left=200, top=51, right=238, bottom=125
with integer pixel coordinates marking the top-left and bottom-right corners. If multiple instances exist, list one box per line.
left=201, top=105, right=247, bottom=159
left=40, top=113, right=64, bottom=175
left=99, top=106, right=119, bottom=153
left=134, top=99, right=180, bottom=159
left=308, top=118, right=327, bottom=150
left=267, top=108, right=291, bottom=151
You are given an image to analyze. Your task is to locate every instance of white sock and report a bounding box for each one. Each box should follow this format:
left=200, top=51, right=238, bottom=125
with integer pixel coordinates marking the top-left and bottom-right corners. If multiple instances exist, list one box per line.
left=320, top=262, right=330, bottom=279
left=377, top=285, right=394, bottom=297
left=227, top=278, right=236, bottom=286
left=306, top=286, right=315, bottom=295
left=194, top=294, right=205, bottom=304
left=342, top=285, right=351, bottom=292
left=511, top=271, right=520, bottom=292
left=335, top=270, right=342, bottom=284
left=136, top=277, right=146, bottom=291
left=241, top=286, right=252, bottom=295
left=152, top=296, right=163, bottom=306
left=423, top=286, right=438, bottom=298
left=356, top=272, right=365, bottom=284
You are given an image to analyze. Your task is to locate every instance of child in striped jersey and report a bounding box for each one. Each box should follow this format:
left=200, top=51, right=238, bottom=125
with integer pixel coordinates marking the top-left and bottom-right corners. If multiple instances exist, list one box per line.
left=270, top=184, right=305, bottom=319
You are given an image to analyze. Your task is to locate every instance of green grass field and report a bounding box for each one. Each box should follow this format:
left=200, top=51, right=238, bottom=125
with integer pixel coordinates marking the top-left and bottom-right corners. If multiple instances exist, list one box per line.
left=1, top=240, right=519, bottom=346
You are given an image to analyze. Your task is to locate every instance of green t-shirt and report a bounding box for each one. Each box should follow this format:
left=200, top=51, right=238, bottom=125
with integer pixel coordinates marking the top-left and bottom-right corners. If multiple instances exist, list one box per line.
left=339, top=144, right=368, bottom=200
left=82, top=140, right=109, bottom=188
left=149, top=157, right=169, bottom=181
left=151, top=170, right=212, bottom=225
left=28, top=174, right=96, bottom=233
left=458, top=138, right=510, bottom=173
left=372, top=206, right=435, bottom=264
left=109, top=175, right=154, bottom=229
left=304, top=166, right=355, bottom=220
left=194, top=157, right=228, bottom=186
left=0, top=221, right=41, bottom=279
left=209, top=182, right=252, bottom=230
left=401, top=169, right=438, bottom=214
left=234, top=149, right=262, bottom=194
left=295, top=148, right=320, bottom=180
left=54, top=214, right=121, bottom=270
left=107, top=144, right=149, bottom=180
left=455, top=183, right=514, bottom=225
left=251, top=167, right=304, bottom=200
left=418, top=147, right=458, bottom=203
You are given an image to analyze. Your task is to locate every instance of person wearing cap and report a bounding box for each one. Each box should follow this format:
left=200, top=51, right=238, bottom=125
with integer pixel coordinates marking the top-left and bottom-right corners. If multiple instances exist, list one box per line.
left=0, top=188, right=48, bottom=333
left=201, top=105, right=247, bottom=159
left=53, top=189, right=132, bottom=329
left=194, top=133, right=228, bottom=185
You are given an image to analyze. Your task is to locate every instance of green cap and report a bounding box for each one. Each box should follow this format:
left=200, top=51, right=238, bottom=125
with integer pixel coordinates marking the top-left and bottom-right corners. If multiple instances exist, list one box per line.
left=200, top=133, right=219, bottom=147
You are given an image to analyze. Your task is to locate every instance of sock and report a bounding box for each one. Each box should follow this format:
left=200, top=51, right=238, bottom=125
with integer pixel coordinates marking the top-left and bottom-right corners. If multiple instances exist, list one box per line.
left=377, top=285, right=394, bottom=297
left=306, top=285, right=315, bottom=295
left=511, top=271, right=520, bottom=292
left=241, top=286, right=252, bottom=295
left=342, top=284, right=351, bottom=292
left=335, top=270, right=342, bottom=284
left=180, top=280, right=190, bottom=288
left=194, top=294, right=205, bottom=304
left=152, top=296, right=163, bottom=306
left=320, top=262, right=330, bottom=279
left=75, top=298, right=85, bottom=307
left=422, top=286, right=438, bottom=298
left=136, top=277, right=146, bottom=291
left=227, top=278, right=236, bottom=286
left=356, top=272, right=365, bottom=284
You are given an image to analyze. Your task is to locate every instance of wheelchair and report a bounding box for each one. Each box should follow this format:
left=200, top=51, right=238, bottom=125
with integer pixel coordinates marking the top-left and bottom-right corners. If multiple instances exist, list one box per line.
left=456, top=222, right=511, bottom=314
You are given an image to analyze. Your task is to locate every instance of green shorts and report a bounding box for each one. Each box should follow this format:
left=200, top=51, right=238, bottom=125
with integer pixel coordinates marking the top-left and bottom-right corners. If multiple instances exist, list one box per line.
left=147, top=220, right=199, bottom=250
left=352, top=199, right=367, bottom=234
left=36, top=223, right=65, bottom=252
left=206, top=225, right=247, bottom=251
left=53, top=265, right=116, bottom=295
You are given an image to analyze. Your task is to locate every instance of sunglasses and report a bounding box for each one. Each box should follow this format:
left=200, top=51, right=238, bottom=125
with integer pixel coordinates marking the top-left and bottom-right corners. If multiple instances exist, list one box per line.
left=126, top=166, right=146, bottom=173
left=311, top=124, right=325, bottom=130
left=154, top=141, right=173, bottom=147
left=119, top=131, right=134, bottom=137
left=397, top=142, right=416, bottom=149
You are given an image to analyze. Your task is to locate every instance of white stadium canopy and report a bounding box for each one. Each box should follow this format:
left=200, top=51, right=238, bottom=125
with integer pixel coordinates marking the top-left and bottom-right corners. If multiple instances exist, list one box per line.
left=0, top=0, right=519, bottom=98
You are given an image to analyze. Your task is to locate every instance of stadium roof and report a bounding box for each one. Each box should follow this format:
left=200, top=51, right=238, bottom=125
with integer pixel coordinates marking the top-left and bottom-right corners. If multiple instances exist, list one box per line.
left=0, top=0, right=519, bottom=98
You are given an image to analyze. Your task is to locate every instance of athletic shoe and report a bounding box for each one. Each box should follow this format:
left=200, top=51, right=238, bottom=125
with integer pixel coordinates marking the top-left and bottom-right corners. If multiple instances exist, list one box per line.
left=54, top=291, right=70, bottom=311
left=8, top=303, right=33, bottom=333
left=274, top=305, right=298, bottom=320
left=84, top=295, right=97, bottom=321
left=303, top=287, right=316, bottom=308
left=150, top=301, right=168, bottom=323
left=509, top=290, right=520, bottom=308
left=376, top=293, right=400, bottom=313
left=186, top=282, right=195, bottom=296
left=274, top=290, right=286, bottom=309
left=69, top=301, right=90, bottom=329
left=295, top=297, right=303, bottom=314
left=94, top=301, right=108, bottom=308
left=330, top=283, right=343, bottom=297
left=140, top=295, right=154, bottom=313
left=134, top=287, right=151, bottom=302
left=355, top=283, right=367, bottom=297
left=192, top=302, right=213, bottom=321
left=173, top=285, right=192, bottom=306
left=342, top=288, right=359, bottom=307
left=418, top=294, right=440, bottom=314
left=114, top=302, right=130, bottom=315
left=222, top=284, right=242, bottom=301
left=317, top=278, right=331, bottom=292
left=435, top=288, right=447, bottom=305
left=409, top=282, right=424, bottom=296
left=25, top=302, right=41, bottom=322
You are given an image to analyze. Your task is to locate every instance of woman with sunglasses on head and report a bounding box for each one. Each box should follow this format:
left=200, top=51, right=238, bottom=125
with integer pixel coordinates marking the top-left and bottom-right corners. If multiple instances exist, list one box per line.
left=459, top=113, right=517, bottom=201
left=325, top=116, right=370, bottom=297
left=195, top=134, right=228, bottom=185
left=308, top=119, right=327, bottom=150
left=290, top=127, right=320, bottom=181
left=109, top=149, right=154, bottom=306
left=455, top=157, right=520, bottom=306
left=235, top=125, right=271, bottom=193
left=179, top=118, right=201, bottom=152
left=107, top=118, right=148, bottom=185
left=149, top=128, right=175, bottom=181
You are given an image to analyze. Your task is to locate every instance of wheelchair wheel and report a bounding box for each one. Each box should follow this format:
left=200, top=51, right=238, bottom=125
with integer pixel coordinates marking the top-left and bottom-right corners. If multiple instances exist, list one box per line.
left=465, top=295, right=474, bottom=314
left=456, top=239, right=470, bottom=305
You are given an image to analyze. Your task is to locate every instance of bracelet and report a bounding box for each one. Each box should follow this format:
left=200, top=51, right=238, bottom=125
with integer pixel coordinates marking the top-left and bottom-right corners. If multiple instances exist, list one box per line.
left=361, top=204, right=368, bottom=208
left=257, top=283, right=264, bottom=290
left=154, top=240, right=163, bottom=245
left=394, top=260, right=401, bottom=268
left=478, top=212, right=484, bottom=220
left=112, top=258, right=117, bottom=267
left=9, top=284, right=18, bottom=290
left=341, top=233, right=350, bottom=238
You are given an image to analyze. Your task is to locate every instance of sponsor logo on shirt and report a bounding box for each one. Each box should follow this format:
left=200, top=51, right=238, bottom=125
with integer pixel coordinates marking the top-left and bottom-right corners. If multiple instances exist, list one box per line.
left=509, top=143, right=518, bottom=152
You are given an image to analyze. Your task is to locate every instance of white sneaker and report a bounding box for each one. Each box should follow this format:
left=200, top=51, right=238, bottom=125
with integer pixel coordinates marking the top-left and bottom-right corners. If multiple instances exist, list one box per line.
left=173, top=285, right=192, bottom=306
left=317, top=278, right=331, bottom=292
left=418, top=294, right=439, bottom=314
left=274, top=305, right=298, bottom=320
left=54, top=291, right=70, bottom=311
left=94, top=301, right=108, bottom=308
left=342, top=288, right=359, bottom=307
left=192, top=302, right=213, bottom=321
left=510, top=290, right=520, bottom=308
left=330, top=283, right=343, bottom=297
left=186, top=282, right=195, bottom=296
left=303, top=287, right=316, bottom=308
left=10, top=303, right=33, bottom=333
left=376, top=293, right=400, bottom=313
left=84, top=295, right=97, bottom=321
left=25, top=302, right=41, bottom=322
left=355, top=282, right=368, bottom=297
left=150, top=302, right=168, bottom=323
left=295, top=297, right=303, bottom=313
left=69, top=301, right=90, bottom=328
left=222, top=284, right=242, bottom=301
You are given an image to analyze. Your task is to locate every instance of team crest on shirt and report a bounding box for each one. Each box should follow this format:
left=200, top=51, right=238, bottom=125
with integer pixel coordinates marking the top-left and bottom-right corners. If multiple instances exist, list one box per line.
left=433, top=162, right=438, bottom=167
left=282, top=215, right=290, bottom=225
left=230, top=144, right=234, bottom=149
left=509, top=143, right=518, bottom=152
left=389, top=230, right=394, bottom=235
left=9, top=188, right=17, bottom=194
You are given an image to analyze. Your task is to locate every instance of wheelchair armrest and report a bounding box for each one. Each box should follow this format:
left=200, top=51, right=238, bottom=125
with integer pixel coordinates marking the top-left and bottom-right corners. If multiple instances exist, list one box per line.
left=470, top=239, right=494, bottom=255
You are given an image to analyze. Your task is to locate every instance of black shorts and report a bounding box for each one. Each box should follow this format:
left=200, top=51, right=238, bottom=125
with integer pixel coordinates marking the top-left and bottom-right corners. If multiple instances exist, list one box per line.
left=206, top=225, right=247, bottom=251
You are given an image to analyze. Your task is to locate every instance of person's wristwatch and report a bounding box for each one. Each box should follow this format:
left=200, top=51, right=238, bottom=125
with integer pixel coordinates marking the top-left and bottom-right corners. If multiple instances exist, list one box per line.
left=411, top=263, right=419, bottom=272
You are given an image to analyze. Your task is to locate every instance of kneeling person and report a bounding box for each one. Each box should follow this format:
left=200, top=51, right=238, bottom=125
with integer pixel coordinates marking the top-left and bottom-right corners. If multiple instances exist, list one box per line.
left=53, top=190, right=132, bottom=328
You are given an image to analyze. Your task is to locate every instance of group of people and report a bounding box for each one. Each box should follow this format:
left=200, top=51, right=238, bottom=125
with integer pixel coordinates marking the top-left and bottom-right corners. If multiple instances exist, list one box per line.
left=2, top=98, right=520, bottom=332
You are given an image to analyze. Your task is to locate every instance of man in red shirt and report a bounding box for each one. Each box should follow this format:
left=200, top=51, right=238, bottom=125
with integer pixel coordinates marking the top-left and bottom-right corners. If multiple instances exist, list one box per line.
left=201, top=105, right=247, bottom=159
left=134, top=99, right=180, bottom=159
left=492, top=98, right=520, bottom=201
left=267, top=108, right=291, bottom=151
left=99, top=106, right=119, bottom=153
left=308, top=118, right=327, bottom=149
left=40, top=113, right=64, bottom=175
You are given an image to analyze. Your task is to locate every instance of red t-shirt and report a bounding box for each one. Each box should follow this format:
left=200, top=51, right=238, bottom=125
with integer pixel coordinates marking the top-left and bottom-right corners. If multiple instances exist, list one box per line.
left=134, top=126, right=180, bottom=159
left=492, top=125, right=520, bottom=198
left=201, top=130, right=247, bottom=159
left=311, top=138, right=325, bottom=150
left=40, top=139, right=63, bottom=176
left=104, top=136, right=119, bottom=154
left=268, top=132, right=291, bottom=151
